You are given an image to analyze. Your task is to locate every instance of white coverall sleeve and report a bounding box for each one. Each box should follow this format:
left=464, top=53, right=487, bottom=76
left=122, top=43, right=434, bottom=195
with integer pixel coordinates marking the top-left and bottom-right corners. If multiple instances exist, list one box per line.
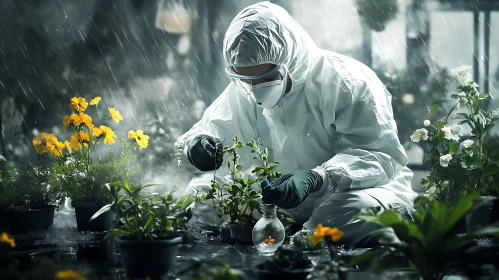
left=174, top=87, right=257, bottom=175
left=316, top=79, right=409, bottom=193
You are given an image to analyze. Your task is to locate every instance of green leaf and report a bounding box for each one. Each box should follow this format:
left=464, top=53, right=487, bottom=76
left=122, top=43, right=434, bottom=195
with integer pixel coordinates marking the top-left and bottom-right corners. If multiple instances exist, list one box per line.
left=483, top=164, right=499, bottom=176
left=123, top=181, right=133, bottom=195
left=448, top=141, right=459, bottom=155
left=444, top=192, right=480, bottom=233
left=454, top=113, right=469, bottom=119
left=428, top=104, right=438, bottom=113
left=378, top=210, right=403, bottom=226
left=478, top=93, right=489, bottom=100
left=90, top=203, right=113, bottom=221
left=181, top=194, right=195, bottom=210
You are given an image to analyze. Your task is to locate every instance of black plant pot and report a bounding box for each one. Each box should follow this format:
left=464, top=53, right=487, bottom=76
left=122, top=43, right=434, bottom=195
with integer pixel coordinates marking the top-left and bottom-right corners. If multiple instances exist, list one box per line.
left=254, top=265, right=313, bottom=280
left=229, top=223, right=255, bottom=245
left=0, top=244, right=59, bottom=270
left=466, top=196, right=499, bottom=233
left=117, top=235, right=183, bottom=279
left=74, top=202, right=116, bottom=232
left=0, top=205, right=56, bottom=234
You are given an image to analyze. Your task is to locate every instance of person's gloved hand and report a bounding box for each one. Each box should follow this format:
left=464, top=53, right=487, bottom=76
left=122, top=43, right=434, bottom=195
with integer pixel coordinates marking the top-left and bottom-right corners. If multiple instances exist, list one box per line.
left=262, top=169, right=323, bottom=209
left=187, top=134, right=223, bottom=171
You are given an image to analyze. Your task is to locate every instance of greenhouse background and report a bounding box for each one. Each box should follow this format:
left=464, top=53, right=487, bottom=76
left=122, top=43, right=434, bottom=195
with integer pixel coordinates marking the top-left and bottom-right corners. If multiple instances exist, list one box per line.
left=1, top=0, right=498, bottom=193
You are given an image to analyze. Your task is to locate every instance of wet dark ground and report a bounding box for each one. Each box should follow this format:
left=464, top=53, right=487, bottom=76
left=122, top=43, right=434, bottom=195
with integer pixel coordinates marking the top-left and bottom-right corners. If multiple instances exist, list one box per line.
left=6, top=208, right=341, bottom=279
left=6, top=208, right=499, bottom=279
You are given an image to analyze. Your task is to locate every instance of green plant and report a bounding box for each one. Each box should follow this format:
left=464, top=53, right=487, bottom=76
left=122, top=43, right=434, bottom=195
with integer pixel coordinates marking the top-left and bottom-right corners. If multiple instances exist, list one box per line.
left=374, top=65, right=450, bottom=146
left=410, top=66, right=499, bottom=203
left=92, top=181, right=198, bottom=242
left=177, top=259, right=246, bottom=280
left=247, top=138, right=281, bottom=182
left=355, top=0, right=399, bottom=32
left=291, top=230, right=327, bottom=251
left=0, top=159, right=57, bottom=211
left=351, top=192, right=499, bottom=280
left=207, top=136, right=262, bottom=225
left=32, top=96, right=149, bottom=205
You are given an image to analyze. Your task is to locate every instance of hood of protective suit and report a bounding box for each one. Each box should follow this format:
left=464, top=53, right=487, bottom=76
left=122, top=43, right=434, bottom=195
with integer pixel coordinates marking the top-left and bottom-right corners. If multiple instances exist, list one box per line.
left=223, top=2, right=317, bottom=94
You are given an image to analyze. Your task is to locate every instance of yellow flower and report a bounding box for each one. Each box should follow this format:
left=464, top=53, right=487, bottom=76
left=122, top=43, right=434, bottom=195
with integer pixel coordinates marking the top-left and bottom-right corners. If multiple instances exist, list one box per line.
left=89, top=96, right=101, bottom=106
left=47, top=140, right=66, bottom=157
left=69, top=97, right=88, bottom=112
left=56, top=270, right=85, bottom=280
left=108, top=107, right=123, bottom=124
left=64, top=141, right=72, bottom=153
left=33, top=133, right=60, bottom=155
left=69, top=131, right=90, bottom=151
left=63, top=113, right=82, bottom=129
left=264, top=236, right=275, bottom=245
left=128, top=129, right=149, bottom=149
left=0, top=232, right=15, bottom=247
left=99, top=126, right=116, bottom=144
left=309, top=224, right=343, bottom=246
left=92, top=126, right=103, bottom=137
left=78, top=112, right=94, bottom=130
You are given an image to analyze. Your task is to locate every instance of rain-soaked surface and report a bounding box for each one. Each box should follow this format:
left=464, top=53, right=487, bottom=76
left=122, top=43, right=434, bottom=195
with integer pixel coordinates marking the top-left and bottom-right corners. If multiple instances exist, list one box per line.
left=9, top=208, right=373, bottom=279
left=9, top=208, right=498, bottom=279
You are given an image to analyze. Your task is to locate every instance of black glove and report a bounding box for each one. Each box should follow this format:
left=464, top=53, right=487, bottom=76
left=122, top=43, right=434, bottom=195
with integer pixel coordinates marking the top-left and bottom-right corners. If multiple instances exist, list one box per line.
left=262, top=169, right=323, bottom=209
left=187, top=134, right=223, bottom=171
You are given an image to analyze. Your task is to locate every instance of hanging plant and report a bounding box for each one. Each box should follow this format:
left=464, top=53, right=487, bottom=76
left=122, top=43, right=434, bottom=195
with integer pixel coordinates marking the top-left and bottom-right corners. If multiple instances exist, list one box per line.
left=355, top=0, right=399, bottom=32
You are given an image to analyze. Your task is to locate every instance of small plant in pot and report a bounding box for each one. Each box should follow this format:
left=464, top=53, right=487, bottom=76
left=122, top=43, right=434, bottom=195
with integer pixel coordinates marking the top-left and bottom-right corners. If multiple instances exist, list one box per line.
left=350, top=191, right=499, bottom=280
left=207, top=137, right=282, bottom=244
left=410, top=66, right=499, bottom=232
left=31, top=96, right=149, bottom=231
left=92, top=181, right=199, bottom=279
left=0, top=157, right=59, bottom=234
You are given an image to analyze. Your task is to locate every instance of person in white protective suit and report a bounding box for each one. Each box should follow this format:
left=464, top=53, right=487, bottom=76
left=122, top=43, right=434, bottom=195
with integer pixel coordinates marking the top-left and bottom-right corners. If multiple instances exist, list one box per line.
left=174, top=2, right=418, bottom=244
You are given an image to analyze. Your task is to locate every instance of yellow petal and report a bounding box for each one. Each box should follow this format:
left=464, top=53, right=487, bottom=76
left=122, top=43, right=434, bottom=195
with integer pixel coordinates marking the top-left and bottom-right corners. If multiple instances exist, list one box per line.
left=327, top=228, right=344, bottom=242
left=309, top=234, right=324, bottom=246
left=89, top=96, right=101, bottom=106
left=128, top=130, right=137, bottom=140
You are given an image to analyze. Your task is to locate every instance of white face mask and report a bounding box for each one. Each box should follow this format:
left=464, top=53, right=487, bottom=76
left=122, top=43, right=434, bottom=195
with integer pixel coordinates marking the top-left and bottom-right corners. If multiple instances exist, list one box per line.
left=249, top=78, right=287, bottom=109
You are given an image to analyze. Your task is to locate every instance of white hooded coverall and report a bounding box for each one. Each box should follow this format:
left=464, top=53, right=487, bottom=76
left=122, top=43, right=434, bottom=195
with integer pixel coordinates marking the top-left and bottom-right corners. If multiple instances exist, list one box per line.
left=174, top=2, right=418, bottom=243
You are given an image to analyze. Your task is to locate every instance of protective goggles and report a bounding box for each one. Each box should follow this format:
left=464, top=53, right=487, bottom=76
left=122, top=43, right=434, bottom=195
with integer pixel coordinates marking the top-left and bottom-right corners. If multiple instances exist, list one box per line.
left=225, top=65, right=287, bottom=94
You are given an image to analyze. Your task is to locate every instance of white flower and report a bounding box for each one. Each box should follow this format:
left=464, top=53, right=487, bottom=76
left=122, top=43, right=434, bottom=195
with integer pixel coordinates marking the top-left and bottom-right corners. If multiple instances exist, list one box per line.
left=428, top=186, right=437, bottom=194
left=425, top=186, right=437, bottom=201
left=410, top=128, right=428, bottom=143
left=439, top=154, right=452, bottom=167
left=423, top=120, right=431, bottom=127
left=460, top=139, right=474, bottom=149
left=402, top=93, right=414, bottom=105
left=451, top=65, right=473, bottom=86
left=442, top=125, right=462, bottom=141
left=457, top=92, right=468, bottom=109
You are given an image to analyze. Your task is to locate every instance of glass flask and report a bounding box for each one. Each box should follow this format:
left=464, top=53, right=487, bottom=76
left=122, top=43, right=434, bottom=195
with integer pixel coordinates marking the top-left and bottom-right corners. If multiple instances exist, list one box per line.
left=252, top=203, right=285, bottom=254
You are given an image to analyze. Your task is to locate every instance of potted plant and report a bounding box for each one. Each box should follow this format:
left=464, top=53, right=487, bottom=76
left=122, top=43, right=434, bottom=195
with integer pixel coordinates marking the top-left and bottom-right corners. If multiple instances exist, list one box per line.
left=31, top=96, right=149, bottom=231
left=409, top=66, right=499, bottom=232
left=92, top=181, right=199, bottom=279
left=0, top=157, right=58, bottom=233
left=207, top=137, right=281, bottom=244
left=351, top=192, right=499, bottom=280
